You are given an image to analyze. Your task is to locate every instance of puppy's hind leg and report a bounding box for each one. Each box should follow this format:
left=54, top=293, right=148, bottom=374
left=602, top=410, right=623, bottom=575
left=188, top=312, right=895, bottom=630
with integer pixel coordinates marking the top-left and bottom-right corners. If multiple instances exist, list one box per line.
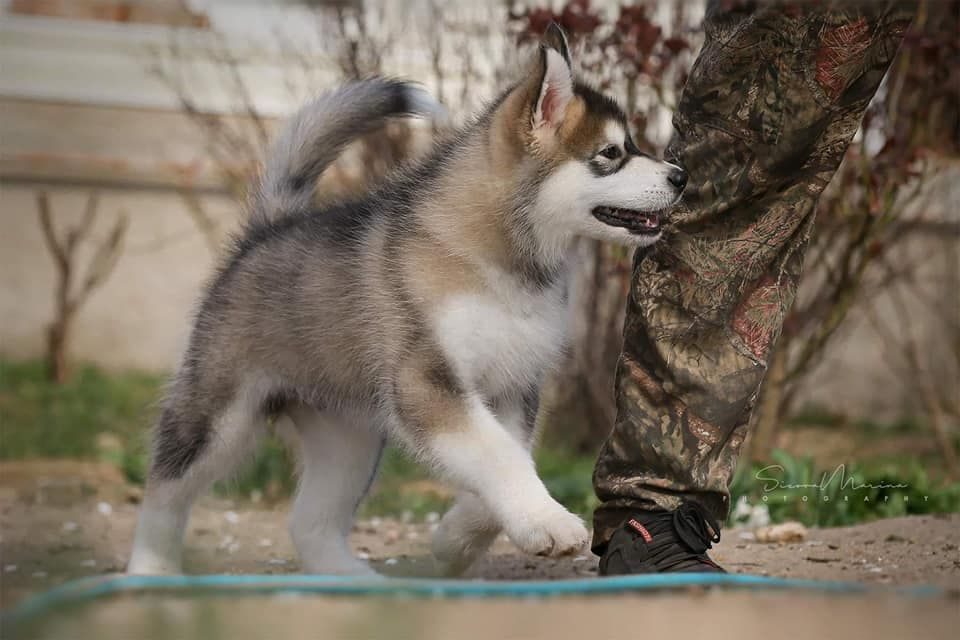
left=287, top=405, right=384, bottom=576
left=128, top=380, right=267, bottom=575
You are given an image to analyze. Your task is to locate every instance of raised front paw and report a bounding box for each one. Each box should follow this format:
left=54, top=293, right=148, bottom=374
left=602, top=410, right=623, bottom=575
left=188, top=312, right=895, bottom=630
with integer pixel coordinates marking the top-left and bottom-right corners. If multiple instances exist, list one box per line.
left=503, top=502, right=589, bottom=557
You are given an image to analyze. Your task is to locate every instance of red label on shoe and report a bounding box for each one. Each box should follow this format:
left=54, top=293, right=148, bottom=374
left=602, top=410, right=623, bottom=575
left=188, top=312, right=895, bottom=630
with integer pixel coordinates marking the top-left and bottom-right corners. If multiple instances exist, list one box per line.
left=627, top=518, right=653, bottom=543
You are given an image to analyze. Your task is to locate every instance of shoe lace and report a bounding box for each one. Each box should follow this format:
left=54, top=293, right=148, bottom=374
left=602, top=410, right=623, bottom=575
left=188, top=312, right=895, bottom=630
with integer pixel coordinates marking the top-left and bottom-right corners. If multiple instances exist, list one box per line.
left=671, top=502, right=722, bottom=554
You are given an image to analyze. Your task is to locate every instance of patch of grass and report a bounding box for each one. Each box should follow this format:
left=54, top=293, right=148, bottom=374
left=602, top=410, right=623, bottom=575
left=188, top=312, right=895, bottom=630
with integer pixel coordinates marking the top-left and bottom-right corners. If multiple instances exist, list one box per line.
left=0, top=359, right=297, bottom=498
left=729, top=449, right=960, bottom=527
left=0, top=359, right=162, bottom=461
left=216, top=435, right=298, bottom=501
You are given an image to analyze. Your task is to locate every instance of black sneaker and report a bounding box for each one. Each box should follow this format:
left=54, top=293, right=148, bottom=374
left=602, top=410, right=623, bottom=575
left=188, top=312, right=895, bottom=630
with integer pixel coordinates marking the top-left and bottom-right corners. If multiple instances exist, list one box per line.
left=598, top=502, right=725, bottom=575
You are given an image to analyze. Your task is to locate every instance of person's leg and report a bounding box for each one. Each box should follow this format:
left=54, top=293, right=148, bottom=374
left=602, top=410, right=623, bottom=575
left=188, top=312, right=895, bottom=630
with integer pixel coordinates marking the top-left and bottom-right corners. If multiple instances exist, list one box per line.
left=592, top=0, right=916, bottom=565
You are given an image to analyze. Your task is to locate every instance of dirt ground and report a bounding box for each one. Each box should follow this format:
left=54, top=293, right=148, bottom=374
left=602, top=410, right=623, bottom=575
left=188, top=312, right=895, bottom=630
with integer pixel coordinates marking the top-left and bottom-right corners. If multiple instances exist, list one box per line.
left=1, top=463, right=958, bottom=639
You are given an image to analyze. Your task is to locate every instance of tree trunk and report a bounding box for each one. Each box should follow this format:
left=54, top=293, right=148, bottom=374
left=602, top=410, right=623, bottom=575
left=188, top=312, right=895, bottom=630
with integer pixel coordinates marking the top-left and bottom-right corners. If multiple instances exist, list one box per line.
left=749, top=344, right=788, bottom=462
left=46, top=318, right=71, bottom=384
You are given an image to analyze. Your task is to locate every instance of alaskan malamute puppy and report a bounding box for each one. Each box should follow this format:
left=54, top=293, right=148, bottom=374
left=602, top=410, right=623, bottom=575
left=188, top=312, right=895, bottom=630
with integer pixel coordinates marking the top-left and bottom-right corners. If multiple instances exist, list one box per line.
left=129, top=24, right=687, bottom=577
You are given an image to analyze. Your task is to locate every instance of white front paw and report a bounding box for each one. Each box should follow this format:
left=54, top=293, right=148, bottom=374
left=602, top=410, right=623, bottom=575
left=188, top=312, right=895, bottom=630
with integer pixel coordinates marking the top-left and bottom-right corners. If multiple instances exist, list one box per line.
left=503, top=501, right=589, bottom=557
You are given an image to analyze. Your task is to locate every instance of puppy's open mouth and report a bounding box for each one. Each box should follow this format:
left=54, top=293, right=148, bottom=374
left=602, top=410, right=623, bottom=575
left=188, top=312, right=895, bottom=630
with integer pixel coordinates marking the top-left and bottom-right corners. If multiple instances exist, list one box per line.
left=591, top=206, right=662, bottom=235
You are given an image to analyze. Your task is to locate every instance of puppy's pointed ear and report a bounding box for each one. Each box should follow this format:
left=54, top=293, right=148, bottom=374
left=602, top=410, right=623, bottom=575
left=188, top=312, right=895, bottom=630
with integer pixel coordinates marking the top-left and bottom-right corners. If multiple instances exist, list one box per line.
left=531, top=24, right=574, bottom=132
left=542, top=21, right=571, bottom=67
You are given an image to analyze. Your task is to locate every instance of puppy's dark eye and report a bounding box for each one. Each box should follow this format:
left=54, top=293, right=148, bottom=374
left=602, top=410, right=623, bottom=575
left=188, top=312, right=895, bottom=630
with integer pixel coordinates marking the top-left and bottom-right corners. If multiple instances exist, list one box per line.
left=599, top=145, right=622, bottom=160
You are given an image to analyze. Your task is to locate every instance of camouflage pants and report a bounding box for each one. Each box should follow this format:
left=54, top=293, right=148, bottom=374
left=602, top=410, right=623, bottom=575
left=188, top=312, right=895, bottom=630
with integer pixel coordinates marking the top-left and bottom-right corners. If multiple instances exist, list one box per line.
left=592, top=0, right=916, bottom=550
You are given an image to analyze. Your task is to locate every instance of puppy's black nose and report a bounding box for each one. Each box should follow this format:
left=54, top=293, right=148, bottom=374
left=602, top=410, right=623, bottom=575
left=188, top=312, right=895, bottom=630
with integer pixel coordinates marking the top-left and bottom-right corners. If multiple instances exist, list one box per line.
left=668, top=167, right=688, bottom=191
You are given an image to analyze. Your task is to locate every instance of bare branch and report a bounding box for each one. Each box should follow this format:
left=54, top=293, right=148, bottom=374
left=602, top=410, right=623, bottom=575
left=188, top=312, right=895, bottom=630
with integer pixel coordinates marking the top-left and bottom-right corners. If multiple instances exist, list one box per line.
left=64, top=191, right=99, bottom=252
left=210, top=30, right=271, bottom=152
left=76, top=212, right=129, bottom=305
left=35, top=192, right=69, bottom=276
left=179, top=188, right=221, bottom=254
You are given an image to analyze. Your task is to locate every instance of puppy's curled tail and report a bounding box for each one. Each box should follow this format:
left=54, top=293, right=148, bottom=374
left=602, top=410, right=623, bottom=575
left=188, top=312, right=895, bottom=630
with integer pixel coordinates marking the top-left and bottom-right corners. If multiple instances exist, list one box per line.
left=253, top=78, right=447, bottom=224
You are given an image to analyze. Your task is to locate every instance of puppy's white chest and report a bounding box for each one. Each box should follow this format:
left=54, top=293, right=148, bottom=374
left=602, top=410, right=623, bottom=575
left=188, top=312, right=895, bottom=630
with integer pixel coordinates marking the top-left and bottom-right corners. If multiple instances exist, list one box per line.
left=433, top=291, right=567, bottom=395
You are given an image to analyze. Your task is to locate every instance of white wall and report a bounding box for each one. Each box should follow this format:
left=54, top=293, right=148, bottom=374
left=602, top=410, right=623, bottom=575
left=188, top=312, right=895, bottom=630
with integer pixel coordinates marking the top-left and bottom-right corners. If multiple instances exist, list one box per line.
left=1, top=185, right=239, bottom=372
